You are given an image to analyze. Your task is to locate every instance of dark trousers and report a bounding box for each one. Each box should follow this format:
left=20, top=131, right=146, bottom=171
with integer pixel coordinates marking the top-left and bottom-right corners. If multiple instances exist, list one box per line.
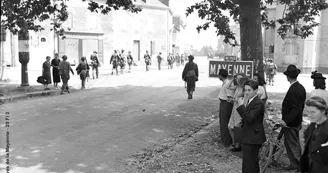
left=283, top=125, right=302, bottom=169
left=242, top=144, right=261, bottom=173
left=219, top=99, right=233, bottom=146
left=92, top=66, right=98, bottom=78
left=186, top=78, right=195, bottom=93
left=158, top=61, right=161, bottom=70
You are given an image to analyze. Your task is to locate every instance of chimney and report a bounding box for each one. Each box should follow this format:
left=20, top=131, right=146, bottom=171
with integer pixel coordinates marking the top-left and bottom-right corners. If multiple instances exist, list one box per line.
left=158, top=0, right=169, bottom=6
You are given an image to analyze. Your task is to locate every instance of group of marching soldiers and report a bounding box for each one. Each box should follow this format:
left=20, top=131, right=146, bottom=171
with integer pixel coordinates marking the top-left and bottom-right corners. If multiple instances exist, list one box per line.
left=109, top=49, right=189, bottom=74
left=166, top=53, right=188, bottom=70
left=109, top=49, right=135, bottom=75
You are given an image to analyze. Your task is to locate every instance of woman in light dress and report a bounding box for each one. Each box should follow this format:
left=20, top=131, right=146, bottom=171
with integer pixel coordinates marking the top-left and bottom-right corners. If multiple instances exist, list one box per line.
left=310, top=71, right=328, bottom=104
left=227, top=73, right=249, bottom=152
left=253, top=73, right=268, bottom=119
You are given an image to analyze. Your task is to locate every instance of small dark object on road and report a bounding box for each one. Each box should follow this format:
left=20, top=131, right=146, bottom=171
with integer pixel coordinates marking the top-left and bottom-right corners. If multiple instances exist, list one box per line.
left=143, top=109, right=145, bottom=112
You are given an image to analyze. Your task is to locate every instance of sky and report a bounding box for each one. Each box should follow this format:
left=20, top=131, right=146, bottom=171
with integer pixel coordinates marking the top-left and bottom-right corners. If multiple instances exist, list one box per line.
left=169, top=0, right=219, bottom=50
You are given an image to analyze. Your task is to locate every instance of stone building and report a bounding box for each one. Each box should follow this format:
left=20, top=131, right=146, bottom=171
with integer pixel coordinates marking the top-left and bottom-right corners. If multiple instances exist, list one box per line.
left=263, top=2, right=328, bottom=73
left=172, top=15, right=186, bottom=55
left=1, top=0, right=174, bottom=68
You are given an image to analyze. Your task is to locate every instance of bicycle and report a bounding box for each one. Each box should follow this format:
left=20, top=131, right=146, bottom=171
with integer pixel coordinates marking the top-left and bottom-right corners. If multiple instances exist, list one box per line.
left=259, top=119, right=287, bottom=173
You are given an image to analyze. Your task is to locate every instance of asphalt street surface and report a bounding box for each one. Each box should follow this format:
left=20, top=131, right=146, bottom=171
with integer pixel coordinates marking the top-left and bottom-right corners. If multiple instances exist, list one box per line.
left=0, top=58, right=221, bottom=173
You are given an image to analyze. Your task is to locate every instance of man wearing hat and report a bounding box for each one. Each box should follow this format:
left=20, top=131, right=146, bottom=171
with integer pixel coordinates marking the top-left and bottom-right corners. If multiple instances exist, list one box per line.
left=281, top=64, right=306, bottom=171
left=90, top=51, right=100, bottom=79
left=310, top=71, right=328, bottom=104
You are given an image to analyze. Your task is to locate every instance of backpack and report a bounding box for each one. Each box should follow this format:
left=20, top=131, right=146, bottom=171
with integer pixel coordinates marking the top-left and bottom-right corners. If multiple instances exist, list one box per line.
left=186, top=63, right=196, bottom=77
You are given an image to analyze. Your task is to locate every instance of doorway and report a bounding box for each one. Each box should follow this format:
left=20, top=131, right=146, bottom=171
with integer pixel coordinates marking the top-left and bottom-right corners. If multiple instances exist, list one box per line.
left=133, top=40, right=140, bottom=61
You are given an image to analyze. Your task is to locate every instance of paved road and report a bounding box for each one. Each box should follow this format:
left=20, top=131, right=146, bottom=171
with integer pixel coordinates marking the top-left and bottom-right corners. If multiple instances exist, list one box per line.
left=0, top=58, right=221, bottom=173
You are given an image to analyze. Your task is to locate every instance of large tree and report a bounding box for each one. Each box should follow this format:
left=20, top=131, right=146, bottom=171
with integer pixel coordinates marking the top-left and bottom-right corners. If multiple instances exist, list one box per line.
left=186, top=0, right=328, bottom=77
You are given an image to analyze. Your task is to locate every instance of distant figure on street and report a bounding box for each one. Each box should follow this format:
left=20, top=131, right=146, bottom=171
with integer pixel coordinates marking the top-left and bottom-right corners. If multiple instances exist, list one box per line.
left=182, top=55, right=199, bottom=99
left=59, top=55, right=74, bottom=95
left=265, top=59, right=277, bottom=86
left=144, top=50, right=151, bottom=71
left=235, top=80, right=266, bottom=173
left=167, top=53, right=172, bottom=69
left=281, top=64, right=306, bottom=172
left=218, top=69, right=235, bottom=147
left=157, top=52, right=163, bottom=70
left=90, top=51, right=100, bottom=79
left=180, top=54, right=185, bottom=66
left=119, top=49, right=126, bottom=74
left=76, top=56, right=89, bottom=90
left=42, top=56, right=52, bottom=90
left=110, top=50, right=119, bottom=75
left=51, top=53, right=61, bottom=88
left=310, top=70, right=328, bottom=104
left=300, top=96, right=328, bottom=173
left=176, top=53, right=180, bottom=67
left=127, top=51, right=134, bottom=73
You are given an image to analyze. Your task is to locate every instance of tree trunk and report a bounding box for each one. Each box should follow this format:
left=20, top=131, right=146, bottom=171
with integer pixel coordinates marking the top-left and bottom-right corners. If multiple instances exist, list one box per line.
left=239, top=0, right=264, bottom=79
left=18, top=30, right=30, bottom=87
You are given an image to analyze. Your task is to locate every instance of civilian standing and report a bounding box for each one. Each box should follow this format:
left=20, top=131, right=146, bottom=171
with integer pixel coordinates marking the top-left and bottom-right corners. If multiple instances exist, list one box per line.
left=182, top=55, right=199, bottom=99
left=42, top=56, right=52, bottom=90
left=51, top=53, right=61, bottom=87
left=157, top=52, right=162, bottom=70
left=76, top=56, right=89, bottom=89
left=59, top=55, right=74, bottom=95
left=300, top=96, right=328, bottom=173
left=218, top=69, right=235, bottom=147
left=310, top=71, right=328, bottom=104
left=281, top=64, right=306, bottom=171
left=235, top=80, right=266, bottom=173
left=228, top=74, right=248, bottom=152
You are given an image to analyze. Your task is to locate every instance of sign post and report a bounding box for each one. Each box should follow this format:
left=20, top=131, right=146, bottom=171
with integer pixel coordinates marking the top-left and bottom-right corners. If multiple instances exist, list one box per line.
left=209, top=60, right=254, bottom=79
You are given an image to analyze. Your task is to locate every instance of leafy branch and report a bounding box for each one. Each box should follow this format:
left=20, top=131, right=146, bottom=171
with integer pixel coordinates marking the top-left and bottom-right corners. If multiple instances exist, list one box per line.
left=186, top=0, right=328, bottom=45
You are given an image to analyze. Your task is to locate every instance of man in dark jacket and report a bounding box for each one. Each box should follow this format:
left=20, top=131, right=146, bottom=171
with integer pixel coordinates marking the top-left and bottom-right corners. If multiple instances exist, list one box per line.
left=281, top=64, right=306, bottom=171
left=236, top=80, right=266, bottom=173
left=157, top=52, right=162, bottom=70
left=182, top=55, right=199, bottom=99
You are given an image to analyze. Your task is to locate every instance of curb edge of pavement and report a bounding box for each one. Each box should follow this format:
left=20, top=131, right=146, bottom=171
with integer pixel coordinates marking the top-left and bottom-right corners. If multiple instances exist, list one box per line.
left=174, top=118, right=220, bottom=150
left=0, top=90, right=58, bottom=103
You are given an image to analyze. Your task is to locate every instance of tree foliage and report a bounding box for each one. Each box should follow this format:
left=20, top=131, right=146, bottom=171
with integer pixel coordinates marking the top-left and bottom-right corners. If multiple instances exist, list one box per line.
left=0, top=0, right=141, bottom=36
left=186, top=0, right=328, bottom=46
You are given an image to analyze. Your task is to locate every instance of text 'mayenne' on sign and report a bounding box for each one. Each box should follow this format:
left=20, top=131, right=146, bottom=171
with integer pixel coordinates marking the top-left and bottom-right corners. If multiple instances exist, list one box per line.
left=209, top=60, right=254, bottom=79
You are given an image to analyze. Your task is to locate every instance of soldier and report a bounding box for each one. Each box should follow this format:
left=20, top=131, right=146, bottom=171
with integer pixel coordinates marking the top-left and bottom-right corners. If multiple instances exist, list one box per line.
left=182, top=55, right=199, bottom=99
left=127, top=51, right=134, bottom=73
left=167, top=53, right=172, bottom=69
left=90, top=51, right=100, bottom=79
left=144, top=50, right=151, bottom=71
left=59, top=55, right=74, bottom=95
left=119, top=49, right=126, bottom=74
left=110, top=50, right=119, bottom=75
left=157, top=52, right=163, bottom=70
left=266, top=58, right=277, bottom=86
